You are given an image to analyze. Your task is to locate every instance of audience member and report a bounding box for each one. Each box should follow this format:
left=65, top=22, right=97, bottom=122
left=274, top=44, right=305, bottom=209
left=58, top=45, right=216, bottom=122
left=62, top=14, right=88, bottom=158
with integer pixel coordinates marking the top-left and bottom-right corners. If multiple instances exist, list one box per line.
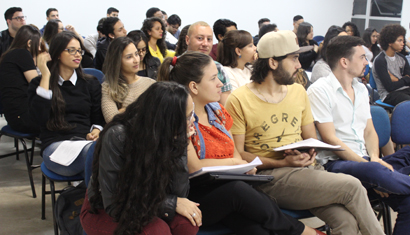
left=95, top=17, right=127, bottom=70
left=101, top=37, right=155, bottom=123
left=40, top=8, right=59, bottom=34
left=0, top=7, right=26, bottom=57
left=218, top=30, right=256, bottom=90
left=373, top=24, right=410, bottom=106
left=142, top=17, right=175, bottom=63
left=28, top=31, right=105, bottom=178
left=146, top=7, right=163, bottom=19
left=84, top=18, right=106, bottom=57
left=225, top=30, right=384, bottom=235
left=106, top=7, right=119, bottom=17
left=210, top=19, right=237, bottom=60
left=297, top=22, right=318, bottom=70
left=175, top=24, right=190, bottom=56
left=362, top=27, right=381, bottom=66
left=158, top=51, right=325, bottom=235
left=127, top=30, right=161, bottom=79
left=42, top=19, right=63, bottom=47
left=186, top=21, right=232, bottom=105
left=258, top=24, right=278, bottom=40
left=292, top=15, right=304, bottom=34
left=311, top=26, right=347, bottom=83
left=0, top=25, right=47, bottom=133
left=167, top=14, right=181, bottom=38
left=81, top=82, right=200, bottom=235
left=253, top=18, right=270, bottom=46
left=308, top=35, right=410, bottom=235
left=343, top=21, right=361, bottom=37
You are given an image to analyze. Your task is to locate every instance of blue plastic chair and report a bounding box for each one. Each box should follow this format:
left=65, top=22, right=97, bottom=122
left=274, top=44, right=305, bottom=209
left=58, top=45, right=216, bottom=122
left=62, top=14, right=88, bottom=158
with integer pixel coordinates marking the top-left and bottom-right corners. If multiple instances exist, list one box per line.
left=84, top=142, right=96, bottom=187
left=370, top=106, right=391, bottom=148
left=368, top=71, right=394, bottom=110
left=83, top=68, right=105, bottom=84
left=313, top=35, right=324, bottom=43
left=391, top=100, right=410, bottom=149
left=41, top=163, right=83, bottom=235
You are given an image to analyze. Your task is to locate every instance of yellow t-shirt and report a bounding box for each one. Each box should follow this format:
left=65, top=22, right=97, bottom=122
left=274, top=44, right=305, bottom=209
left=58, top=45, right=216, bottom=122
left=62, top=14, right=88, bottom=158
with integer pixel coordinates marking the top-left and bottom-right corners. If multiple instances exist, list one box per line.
left=225, top=83, right=314, bottom=160
left=148, top=45, right=175, bottom=63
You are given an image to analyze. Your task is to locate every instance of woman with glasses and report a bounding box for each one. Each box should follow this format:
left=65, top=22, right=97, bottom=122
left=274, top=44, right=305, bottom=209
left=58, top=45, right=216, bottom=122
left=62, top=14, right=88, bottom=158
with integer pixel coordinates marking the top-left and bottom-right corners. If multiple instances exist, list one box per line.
left=141, top=17, right=175, bottom=63
left=0, top=25, right=47, bottom=133
left=362, top=27, right=381, bottom=66
left=28, top=31, right=105, bottom=177
left=297, top=22, right=319, bottom=71
left=101, top=37, right=155, bottom=123
left=158, top=52, right=325, bottom=235
left=127, top=30, right=160, bottom=80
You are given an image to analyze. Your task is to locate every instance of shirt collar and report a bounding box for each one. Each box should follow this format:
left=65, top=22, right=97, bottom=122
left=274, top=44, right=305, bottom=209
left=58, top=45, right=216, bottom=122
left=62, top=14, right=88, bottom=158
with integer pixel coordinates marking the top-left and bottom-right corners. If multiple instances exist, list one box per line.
left=328, top=72, right=360, bottom=93
left=58, top=70, right=77, bottom=86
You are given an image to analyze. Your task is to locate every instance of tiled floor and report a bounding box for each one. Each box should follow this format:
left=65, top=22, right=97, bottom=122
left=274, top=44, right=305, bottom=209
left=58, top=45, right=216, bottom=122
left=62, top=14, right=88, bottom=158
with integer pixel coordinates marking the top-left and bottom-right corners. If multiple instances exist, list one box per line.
left=0, top=116, right=396, bottom=234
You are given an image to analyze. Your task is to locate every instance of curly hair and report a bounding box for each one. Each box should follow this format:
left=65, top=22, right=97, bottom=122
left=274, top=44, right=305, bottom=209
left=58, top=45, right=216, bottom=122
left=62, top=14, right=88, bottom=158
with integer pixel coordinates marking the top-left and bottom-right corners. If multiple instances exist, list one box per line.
left=379, top=24, right=406, bottom=51
left=175, top=24, right=190, bottom=56
left=89, top=81, right=189, bottom=235
left=342, top=21, right=360, bottom=37
left=141, top=17, right=167, bottom=58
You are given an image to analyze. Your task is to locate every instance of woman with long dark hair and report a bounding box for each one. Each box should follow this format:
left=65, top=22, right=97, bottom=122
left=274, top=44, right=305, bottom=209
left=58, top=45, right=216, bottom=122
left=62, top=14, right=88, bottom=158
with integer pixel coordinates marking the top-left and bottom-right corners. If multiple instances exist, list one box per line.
left=297, top=22, right=319, bottom=70
left=42, top=19, right=63, bottom=47
left=27, top=31, right=105, bottom=176
left=158, top=51, right=325, bottom=235
left=362, top=27, right=381, bottom=65
left=101, top=37, right=155, bottom=123
left=217, top=30, right=256, bottom=90
left=127, top=30, right=161, bottom=79
left=81, top=82, right=200, bottom=235
left=0, top=25, right=47, bottom=133
left=343, top=21, right=361, bottom=37
left=141, top=17, right=175, bottom=63
left=175, top=25, right=190, bottom=56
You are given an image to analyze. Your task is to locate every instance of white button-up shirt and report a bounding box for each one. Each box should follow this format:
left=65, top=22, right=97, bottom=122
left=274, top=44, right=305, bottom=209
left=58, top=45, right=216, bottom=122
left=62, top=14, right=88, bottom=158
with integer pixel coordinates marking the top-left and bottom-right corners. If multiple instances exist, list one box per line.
left=307, top=72, right=371, bottom=165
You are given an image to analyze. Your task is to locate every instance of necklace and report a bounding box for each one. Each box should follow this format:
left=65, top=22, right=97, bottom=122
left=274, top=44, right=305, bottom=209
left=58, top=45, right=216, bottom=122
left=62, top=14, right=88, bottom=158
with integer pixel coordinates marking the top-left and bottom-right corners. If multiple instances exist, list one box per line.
left=255, top=85, right=285, bottom=104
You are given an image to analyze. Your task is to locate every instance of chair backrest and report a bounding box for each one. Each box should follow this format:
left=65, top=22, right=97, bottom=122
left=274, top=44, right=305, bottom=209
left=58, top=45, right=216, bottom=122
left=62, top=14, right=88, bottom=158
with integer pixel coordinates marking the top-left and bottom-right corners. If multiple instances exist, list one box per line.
left=391, top=100, right=410, bottom=145
left=370, top=105, right=391, bottom=148
left=369, top=70, right=377, bottom=90
left=313, top=35, right=324, bottom=43
left=83, top=68, right=105, bottom=84
left=84, top=142, right=97, bottom=187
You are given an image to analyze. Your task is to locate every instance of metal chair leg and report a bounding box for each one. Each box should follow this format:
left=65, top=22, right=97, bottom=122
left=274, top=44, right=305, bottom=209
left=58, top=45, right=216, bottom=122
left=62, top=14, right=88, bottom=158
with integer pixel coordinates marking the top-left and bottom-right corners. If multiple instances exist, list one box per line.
left=15, top=138, right=19, bottom=160
left=20, top=138, right=36, bottom=198
left=41, top=175, right=46, bottom=220
left=50, top=180, right=59, bottom=235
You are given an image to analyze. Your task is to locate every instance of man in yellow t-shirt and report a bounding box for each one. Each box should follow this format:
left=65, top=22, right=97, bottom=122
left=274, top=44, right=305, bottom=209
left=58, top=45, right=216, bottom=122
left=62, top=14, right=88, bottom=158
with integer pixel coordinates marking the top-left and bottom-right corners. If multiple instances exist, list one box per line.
left=225, top=31, right=384, bottom=235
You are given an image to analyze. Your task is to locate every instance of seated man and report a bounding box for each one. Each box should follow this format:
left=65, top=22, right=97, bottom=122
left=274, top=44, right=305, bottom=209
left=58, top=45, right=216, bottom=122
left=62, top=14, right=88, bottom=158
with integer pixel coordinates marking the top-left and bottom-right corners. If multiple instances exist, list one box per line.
left=167, top=14, right=181, bottom=39
left=40, top=8, right=59, bottom=34
left=308, top=35, right=410, bottom=235
left=186, top=21, right=232, bottom=105
left=253, top=18, right=270, bottom=46
left=373, top=24, right=410, bottom=106
left=0, top=7, right=26, bottom=57
left=292, top=15, right=304, bottom=34
left=225, top=31, right=384, bottom=235
left=106, top=7, right=119, bottom=17
left=210, top=19, right=237, bottom=61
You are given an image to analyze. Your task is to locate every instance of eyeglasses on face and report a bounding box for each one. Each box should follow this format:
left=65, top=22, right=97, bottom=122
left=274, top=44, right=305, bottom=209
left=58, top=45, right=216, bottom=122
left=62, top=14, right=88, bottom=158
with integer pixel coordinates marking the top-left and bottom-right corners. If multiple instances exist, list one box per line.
left=137, top=47, right=147, bottom=54
left=11, top=16, right=27, bottom=21
left=64, top=48, right=85, bottom=56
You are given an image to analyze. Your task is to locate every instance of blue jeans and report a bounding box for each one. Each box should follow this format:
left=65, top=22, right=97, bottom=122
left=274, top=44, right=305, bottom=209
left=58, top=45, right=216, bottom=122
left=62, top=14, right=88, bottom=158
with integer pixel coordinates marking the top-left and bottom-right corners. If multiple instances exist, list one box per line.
left=43, top=141, right=92, bottom=177
left=325, top=146, right=410, bottom=235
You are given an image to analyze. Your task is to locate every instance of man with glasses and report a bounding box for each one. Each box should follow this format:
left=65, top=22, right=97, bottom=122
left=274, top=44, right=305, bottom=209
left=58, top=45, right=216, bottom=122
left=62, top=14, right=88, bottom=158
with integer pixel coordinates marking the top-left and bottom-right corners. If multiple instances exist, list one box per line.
left=0, top=7, right=26, bottom=57
left=167, top=14, right=181, bottom=39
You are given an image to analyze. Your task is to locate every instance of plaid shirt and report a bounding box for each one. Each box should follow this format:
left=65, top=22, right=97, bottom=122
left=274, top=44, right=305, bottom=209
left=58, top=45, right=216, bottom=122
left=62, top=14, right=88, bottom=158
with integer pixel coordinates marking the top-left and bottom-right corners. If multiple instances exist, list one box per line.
left=215, top=61, right=232, bottom=92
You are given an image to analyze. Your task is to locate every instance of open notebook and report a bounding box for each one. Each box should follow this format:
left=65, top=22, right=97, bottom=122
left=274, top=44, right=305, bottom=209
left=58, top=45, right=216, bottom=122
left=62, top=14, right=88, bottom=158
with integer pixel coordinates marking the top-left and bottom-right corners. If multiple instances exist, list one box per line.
left=273, top=138, right=344, bottom=152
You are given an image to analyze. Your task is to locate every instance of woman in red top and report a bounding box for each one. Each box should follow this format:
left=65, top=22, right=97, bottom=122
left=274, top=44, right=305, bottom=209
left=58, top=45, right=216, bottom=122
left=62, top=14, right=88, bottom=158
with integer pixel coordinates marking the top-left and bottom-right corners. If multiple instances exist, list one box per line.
left=158, top=51, right=325, bottom=235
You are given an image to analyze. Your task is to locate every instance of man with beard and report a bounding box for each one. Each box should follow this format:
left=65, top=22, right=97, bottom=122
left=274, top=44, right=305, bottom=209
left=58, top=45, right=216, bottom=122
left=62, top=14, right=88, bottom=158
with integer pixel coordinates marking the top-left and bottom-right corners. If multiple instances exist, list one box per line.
left=225, top=31, right=384, bottom=235
left=308, top=35, right=410, bottom=234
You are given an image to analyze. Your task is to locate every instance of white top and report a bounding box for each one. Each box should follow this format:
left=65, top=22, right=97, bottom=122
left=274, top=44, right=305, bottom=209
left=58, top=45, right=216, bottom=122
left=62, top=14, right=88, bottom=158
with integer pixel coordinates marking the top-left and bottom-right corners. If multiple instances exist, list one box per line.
left=84, top=34, right=99, bottom=57
left=223, top=66, right=252, bottom=91
left=165, top=32, right=178, bottom=45
left=362, top=45, right=373, bottom=68
left=307, top=72, right=371, bottom=165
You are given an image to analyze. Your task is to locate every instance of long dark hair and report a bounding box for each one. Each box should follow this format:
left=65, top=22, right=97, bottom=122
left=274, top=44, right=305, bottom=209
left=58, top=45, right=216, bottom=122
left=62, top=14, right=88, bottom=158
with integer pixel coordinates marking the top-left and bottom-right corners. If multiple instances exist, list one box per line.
left=43, top=19, right=62, bottom=45
left=175, top=24, right=190, bottom=56
left=321, top=25, right=346, bottom=61
left=217, top=30, right=253, bottom=68
left=89, top=81, right=189, bottom=235
left=46, top=31, right=90, bottom=131
left=297, top=22, right=313, bottom=46
left=158, top=51, right=213, bottom=85
left=363, top=27, right=381, bottom=61
left=343, top=21, right=361, bottom=37
left=127, top=30, right=155, bottom=68
left=141, top=17, right=167, bottom=58
left=0, top=25, right=45, bottom=64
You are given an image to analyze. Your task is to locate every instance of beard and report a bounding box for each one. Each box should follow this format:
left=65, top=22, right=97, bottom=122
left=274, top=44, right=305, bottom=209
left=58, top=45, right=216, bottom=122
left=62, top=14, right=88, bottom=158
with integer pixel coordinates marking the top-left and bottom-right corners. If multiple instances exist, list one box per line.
left=272, top=63, right=298, bottom=85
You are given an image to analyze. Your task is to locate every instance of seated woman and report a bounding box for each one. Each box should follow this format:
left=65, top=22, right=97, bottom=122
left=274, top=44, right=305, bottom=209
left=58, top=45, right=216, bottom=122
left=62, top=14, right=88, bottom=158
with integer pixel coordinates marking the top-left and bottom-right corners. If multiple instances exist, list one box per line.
left=217, top=30, right=256, bottom=91
left=343, top=21, right=361, bottom=37
left=0, top=25, right=47, bottom=133
left=158, top=52, right=325, bottom=235
left=81, top=82, right=199, bottom=235
left=175, top=25, right=190, bottom=56
left=101, top=37, right=155, bottom=123
left=28, top=31, right=105, bottom=177
left=297, top=22, right=319, bottom=71
left=127, top=30, right=161, bottom=79
left=141, top=17, right=175, bottom=63
left=362, top=27, right=381, bottom=67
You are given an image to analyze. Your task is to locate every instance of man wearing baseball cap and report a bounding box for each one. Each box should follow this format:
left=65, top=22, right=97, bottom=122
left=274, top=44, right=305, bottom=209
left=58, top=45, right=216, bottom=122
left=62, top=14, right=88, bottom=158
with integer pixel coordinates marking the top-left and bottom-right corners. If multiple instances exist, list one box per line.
left=225, top=31, right=384, bottom=235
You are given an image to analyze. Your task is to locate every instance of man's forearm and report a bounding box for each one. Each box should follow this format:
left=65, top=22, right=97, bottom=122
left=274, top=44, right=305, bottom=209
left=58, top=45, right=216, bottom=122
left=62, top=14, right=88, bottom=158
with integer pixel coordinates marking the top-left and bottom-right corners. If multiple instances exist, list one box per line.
left=239, top=151, right=287, bottom=169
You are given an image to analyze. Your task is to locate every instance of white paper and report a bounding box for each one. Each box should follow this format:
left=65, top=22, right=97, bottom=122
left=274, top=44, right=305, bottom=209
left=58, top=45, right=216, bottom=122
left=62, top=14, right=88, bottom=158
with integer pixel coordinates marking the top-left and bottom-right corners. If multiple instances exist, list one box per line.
left=49, top=140, right=92, bottom=166
left=189, top=157, right=263, bottom=179
left=273, top=138, right=342, bottom=151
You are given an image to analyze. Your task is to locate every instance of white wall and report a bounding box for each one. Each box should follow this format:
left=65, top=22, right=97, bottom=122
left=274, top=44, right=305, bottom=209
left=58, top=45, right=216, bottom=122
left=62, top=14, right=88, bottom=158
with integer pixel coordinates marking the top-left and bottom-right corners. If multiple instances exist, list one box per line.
left=1, top=0, right=354, bottom=39
left=401, top=0, right=410, bottom=39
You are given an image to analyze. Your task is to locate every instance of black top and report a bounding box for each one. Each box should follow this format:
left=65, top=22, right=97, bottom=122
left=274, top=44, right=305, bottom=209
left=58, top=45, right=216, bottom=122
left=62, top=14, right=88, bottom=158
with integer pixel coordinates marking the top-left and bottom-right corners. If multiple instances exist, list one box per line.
left=373, top=51, right=410, bottom=92
left=0, top=29, right=14, bottom=57
left=28, top=74, right=105, bottom=151
left=298, top=40, right=318, bottom=70
left=0, top=49, right=36, bottom=125
left=137, top=69, right=148, bottom=77
left=95, top=37, right=110, bottom=71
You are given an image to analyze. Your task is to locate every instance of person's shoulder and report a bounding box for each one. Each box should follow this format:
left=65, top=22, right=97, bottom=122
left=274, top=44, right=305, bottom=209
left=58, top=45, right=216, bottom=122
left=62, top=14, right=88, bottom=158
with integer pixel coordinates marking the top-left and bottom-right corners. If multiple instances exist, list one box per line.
left=103, top=124, right=126, bottom=145
left=139, top=76, right=156, bottom=84
left=307, top=74, right=333, bottom=93
left=146, top=56, right=161, bottom=66
left=231, top=84, right=251, bottom=97
left=396, top=52, right=407, bottom=60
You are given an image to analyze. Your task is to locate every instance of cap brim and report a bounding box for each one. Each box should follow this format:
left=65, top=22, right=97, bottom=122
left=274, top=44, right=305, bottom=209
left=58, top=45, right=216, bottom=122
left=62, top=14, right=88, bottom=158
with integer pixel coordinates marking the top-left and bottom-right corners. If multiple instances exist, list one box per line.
left=289, top=45, right=314, bottom=55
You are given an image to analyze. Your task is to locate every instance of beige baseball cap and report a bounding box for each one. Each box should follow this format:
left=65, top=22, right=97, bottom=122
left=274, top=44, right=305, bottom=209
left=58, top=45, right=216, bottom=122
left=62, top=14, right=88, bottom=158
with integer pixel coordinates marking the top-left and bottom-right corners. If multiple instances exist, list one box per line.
left=257, top=30, right=314, bottom=59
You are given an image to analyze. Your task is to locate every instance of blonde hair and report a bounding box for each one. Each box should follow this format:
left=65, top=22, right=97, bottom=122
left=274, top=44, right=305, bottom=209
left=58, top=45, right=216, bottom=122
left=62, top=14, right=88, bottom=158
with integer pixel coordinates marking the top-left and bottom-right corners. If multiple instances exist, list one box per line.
left=187, top=21, right=210, bottom=36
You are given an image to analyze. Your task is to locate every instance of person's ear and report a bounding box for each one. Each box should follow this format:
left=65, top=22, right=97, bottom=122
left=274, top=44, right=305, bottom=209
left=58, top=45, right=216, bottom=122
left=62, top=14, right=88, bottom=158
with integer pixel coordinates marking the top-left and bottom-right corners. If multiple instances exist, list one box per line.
left=269, top=58, right=279, bottom=70
left=235, top=47, right=241, bottom=57
left=189, top=81, right=199, bottom=96
left=340, top=57, right=349, bottom=69
left=108, top=33, right=115, bottom=39
left=217, top=34, right=223, bottom=42
left=185, top=35, right=190, bottom=46
left=27, top=39, right=32, bottom=49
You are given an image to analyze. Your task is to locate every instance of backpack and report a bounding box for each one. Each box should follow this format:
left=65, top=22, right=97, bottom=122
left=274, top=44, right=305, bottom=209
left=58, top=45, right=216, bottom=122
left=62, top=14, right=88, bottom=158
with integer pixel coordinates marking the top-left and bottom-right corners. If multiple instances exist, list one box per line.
left=55, top=182, right=86, bottom=235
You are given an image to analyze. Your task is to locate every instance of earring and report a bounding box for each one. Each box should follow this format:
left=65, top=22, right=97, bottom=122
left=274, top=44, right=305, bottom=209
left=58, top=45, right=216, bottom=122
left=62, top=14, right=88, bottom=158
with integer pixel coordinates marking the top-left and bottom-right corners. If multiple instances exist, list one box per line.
left=239, top=55, right=242, bottom=58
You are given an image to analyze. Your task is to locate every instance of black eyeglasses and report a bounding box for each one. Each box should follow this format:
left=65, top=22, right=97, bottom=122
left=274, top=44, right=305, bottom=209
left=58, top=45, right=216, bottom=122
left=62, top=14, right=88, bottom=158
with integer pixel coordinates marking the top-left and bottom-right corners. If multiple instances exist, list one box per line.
left=11, top=16, right=27, bottom=21
left=137, top=47, right=147, bottom=54
left=64, top=48, right=85, bottom=56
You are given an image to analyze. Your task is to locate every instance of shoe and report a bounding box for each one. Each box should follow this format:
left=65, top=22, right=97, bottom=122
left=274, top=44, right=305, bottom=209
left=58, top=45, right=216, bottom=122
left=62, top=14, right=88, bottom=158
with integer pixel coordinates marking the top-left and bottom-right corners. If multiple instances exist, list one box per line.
left=315, top=229, right=326, bottom=235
